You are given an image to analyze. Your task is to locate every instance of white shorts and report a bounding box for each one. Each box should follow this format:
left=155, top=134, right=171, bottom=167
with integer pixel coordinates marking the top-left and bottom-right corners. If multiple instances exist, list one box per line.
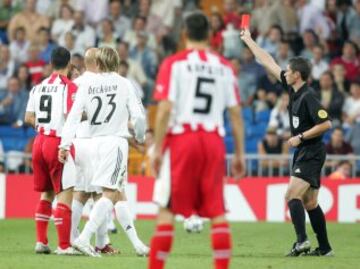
left=91, top=136, right=128, bottom=191
left=73, top=138, right=101, bottom=193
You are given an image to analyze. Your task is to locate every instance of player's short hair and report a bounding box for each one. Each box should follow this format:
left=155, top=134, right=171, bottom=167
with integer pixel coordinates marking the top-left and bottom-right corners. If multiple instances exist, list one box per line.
left=289, top=57, right=312, bottom=81
left=51, top=46, right=70, bottom=70
left=184, top=12, right=210, bottom=42
left=96, top=46, right=120, bottom=72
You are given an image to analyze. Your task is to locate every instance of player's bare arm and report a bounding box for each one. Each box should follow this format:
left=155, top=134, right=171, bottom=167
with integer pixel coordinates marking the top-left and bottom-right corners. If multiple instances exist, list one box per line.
left=24, top=112, right=36, bottom=128
left=240, top=28, right=282, bottom=81
left=151, top=100, right=172, bottom=177
left=288, top=120, right=332, bottom=148
left=228, top=105, right=246, bottom=178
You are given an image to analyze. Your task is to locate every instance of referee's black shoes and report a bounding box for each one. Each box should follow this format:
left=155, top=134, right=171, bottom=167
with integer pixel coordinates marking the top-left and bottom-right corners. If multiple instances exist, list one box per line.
left=286, top=240, right=311, bottom=257
left=303, top=247, right=334, bottom=257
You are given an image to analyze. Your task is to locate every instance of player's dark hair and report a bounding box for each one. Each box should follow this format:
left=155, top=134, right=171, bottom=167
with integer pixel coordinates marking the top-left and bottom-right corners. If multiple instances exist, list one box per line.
left=184, top=12, right=210, bottom=42
left=289, top=57, right=312, bottom=81
left=51, top=46, right=71, bottom=70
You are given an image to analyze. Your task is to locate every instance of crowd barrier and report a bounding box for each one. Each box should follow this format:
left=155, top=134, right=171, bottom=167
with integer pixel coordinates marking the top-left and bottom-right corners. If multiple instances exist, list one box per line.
left=1, top=174, right=359, bottom=222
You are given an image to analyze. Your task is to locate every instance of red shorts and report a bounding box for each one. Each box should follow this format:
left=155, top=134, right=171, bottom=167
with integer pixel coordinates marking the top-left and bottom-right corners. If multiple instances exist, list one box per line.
left=32, top=134, right=66, bottom=194
left=154, top=131, right=226, bottom=218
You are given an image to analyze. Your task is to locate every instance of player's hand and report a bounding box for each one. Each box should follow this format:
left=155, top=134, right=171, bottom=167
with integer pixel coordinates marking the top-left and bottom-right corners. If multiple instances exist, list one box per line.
left=58, top=148, right=69, bottom=163
left=288, top=135, right=301, bottom=148
left=231, top=154, right=246, bottom=179
left=240, top=28, right=251, bottom=41
left=129, top=137, right=145, bottom=153
left=150, top=149, right=162, bottom=177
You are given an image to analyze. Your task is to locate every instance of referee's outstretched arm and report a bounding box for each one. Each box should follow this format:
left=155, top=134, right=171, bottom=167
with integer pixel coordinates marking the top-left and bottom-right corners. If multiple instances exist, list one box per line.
left=240, top=29, right=282, bottom=82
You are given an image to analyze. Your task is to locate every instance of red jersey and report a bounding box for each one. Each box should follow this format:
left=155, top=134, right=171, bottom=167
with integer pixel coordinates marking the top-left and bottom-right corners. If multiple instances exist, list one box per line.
left=26, top=73, right=77, bottom=137
left=154, top=49, right=240, bottom=136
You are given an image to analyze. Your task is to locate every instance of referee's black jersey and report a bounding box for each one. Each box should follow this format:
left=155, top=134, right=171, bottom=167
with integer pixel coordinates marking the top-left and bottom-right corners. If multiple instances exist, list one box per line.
left=280, top=71, right=330, bottom=146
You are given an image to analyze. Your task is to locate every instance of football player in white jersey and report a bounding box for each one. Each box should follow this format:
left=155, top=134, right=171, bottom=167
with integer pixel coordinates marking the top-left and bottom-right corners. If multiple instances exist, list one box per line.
left=68, top=48, right=119, bottom=254
left=24, top=47, right=79, bottom=255
left=68, top=48, right=149, bottom=256
left=58, top=47, right=146, bottom=257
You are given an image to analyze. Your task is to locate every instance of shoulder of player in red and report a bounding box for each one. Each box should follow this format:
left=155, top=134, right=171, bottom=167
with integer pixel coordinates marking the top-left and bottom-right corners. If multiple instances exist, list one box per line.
left=153, top=49, right=193, bottom=100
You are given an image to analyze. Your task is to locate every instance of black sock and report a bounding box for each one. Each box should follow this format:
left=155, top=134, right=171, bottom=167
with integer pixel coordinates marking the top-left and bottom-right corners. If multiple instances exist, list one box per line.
left=307, top=205, right=332, bottom=251
left=288, top=199, right=307, bottom=243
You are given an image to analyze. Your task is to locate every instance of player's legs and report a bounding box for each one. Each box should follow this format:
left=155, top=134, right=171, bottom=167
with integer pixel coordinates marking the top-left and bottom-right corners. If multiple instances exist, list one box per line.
left=74, top=188, right=117, bottom=256
left=34, top=191, right=54, bottom=254
left=114, top=190, right=149, bottom=255
left=199, top=133, right=231, bottom=269
left=32, top=135, right=54, bottom=253
left=303, top=188, right=333, bottom=255
left=90, top=192, right=119, bottom=254
left=43, top=136, right=75, bottom=251
left=209, top=215, right=232, bottom=269
left=148, top=208, right=175, bottom=269
left=285, top=176, right=311, bottom=256
left=53, top=187, right=74, bottom=251
left=149, top=133, right=204, bottom=268
left=71, top=191, right=91, bottom=243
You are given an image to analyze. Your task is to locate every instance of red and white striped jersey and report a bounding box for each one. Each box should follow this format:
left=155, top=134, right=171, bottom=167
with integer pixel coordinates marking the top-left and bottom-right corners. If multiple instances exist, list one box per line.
left=154, top=49, right=240, bottom=136
left=26, top=73, right=77, bottom=137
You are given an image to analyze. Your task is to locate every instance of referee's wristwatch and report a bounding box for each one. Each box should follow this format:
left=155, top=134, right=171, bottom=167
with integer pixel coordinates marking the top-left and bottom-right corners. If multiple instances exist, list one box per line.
left=298, top=133, right=305, bottom=143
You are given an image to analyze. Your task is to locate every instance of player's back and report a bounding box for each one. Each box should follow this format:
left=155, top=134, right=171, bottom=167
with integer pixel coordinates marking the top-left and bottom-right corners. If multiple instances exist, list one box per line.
left=154, top=49, right=240, bottom=136
left=29, top=73, right=76, bottom=136
left=79, top=72, right=142, bottom=138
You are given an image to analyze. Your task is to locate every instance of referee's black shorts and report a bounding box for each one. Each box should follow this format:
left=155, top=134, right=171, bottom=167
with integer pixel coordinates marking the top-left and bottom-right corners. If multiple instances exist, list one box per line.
left=291, top=143, right=326, bottom=189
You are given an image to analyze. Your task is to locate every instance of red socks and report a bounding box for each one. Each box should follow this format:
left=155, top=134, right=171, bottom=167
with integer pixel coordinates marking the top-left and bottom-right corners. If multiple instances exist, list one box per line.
left=53, top=203, right=72, bottom=250
left=148, top=224, right=174, bottom=269
left=35, top=200, right=52, bottom=245
left=211, top=223, right=232, bottom=269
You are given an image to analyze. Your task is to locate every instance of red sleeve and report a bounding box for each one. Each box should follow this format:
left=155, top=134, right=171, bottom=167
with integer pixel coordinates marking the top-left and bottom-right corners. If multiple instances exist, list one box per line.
left=153, top=57, right=173, bottom=101
left=66, top=82, right=78, bottom=113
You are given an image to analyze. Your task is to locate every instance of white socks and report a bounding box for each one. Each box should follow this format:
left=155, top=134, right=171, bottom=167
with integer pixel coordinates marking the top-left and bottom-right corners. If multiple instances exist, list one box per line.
left=79, top=197, right=113, bottom=245
left=115, top=201, right=142, bottom=248
left=71, top=199, right=84, bottom=243
left=95, top=212, right=112, bottom=249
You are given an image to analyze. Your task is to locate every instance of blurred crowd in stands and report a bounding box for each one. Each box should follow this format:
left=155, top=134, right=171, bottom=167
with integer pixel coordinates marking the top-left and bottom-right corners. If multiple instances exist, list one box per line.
left=0, top=0, right=359, bottom=178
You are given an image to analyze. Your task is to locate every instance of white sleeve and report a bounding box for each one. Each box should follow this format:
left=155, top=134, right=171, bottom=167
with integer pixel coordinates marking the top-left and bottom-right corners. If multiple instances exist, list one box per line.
left=26, top=87, right=36, bottom=112
left=225, top=69, right=240, bottom=108
left=60, top=87, right=86, bottom=149
left=126, top=80, right=146, bottom=143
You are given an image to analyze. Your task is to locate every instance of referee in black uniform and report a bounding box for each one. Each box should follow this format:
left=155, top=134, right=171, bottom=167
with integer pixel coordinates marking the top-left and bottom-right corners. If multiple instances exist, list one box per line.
left=241, top=29, right=333, bottom=256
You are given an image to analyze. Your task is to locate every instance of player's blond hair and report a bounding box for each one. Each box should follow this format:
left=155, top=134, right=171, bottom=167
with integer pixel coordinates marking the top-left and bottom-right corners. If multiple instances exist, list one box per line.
left=84, top=47, right=98, bottom=69
left=96, top=46, right=120, bottom=72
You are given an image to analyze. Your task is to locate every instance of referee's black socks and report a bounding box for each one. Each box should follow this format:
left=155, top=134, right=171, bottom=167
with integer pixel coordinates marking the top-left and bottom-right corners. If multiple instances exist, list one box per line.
left=288, top=199, right=307, bottom=243
left=307, top=205, right=332, bottom=251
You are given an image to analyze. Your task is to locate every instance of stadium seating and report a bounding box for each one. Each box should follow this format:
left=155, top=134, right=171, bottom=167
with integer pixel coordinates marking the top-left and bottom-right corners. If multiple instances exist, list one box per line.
left=224, top=109, right=270, bottom=154
left=0, top=126, right=34, bottom=152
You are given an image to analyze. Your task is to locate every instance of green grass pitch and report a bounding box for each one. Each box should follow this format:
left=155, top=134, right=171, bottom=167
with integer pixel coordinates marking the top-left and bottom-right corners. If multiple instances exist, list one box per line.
left=0, top=219, right=359, bottom=269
